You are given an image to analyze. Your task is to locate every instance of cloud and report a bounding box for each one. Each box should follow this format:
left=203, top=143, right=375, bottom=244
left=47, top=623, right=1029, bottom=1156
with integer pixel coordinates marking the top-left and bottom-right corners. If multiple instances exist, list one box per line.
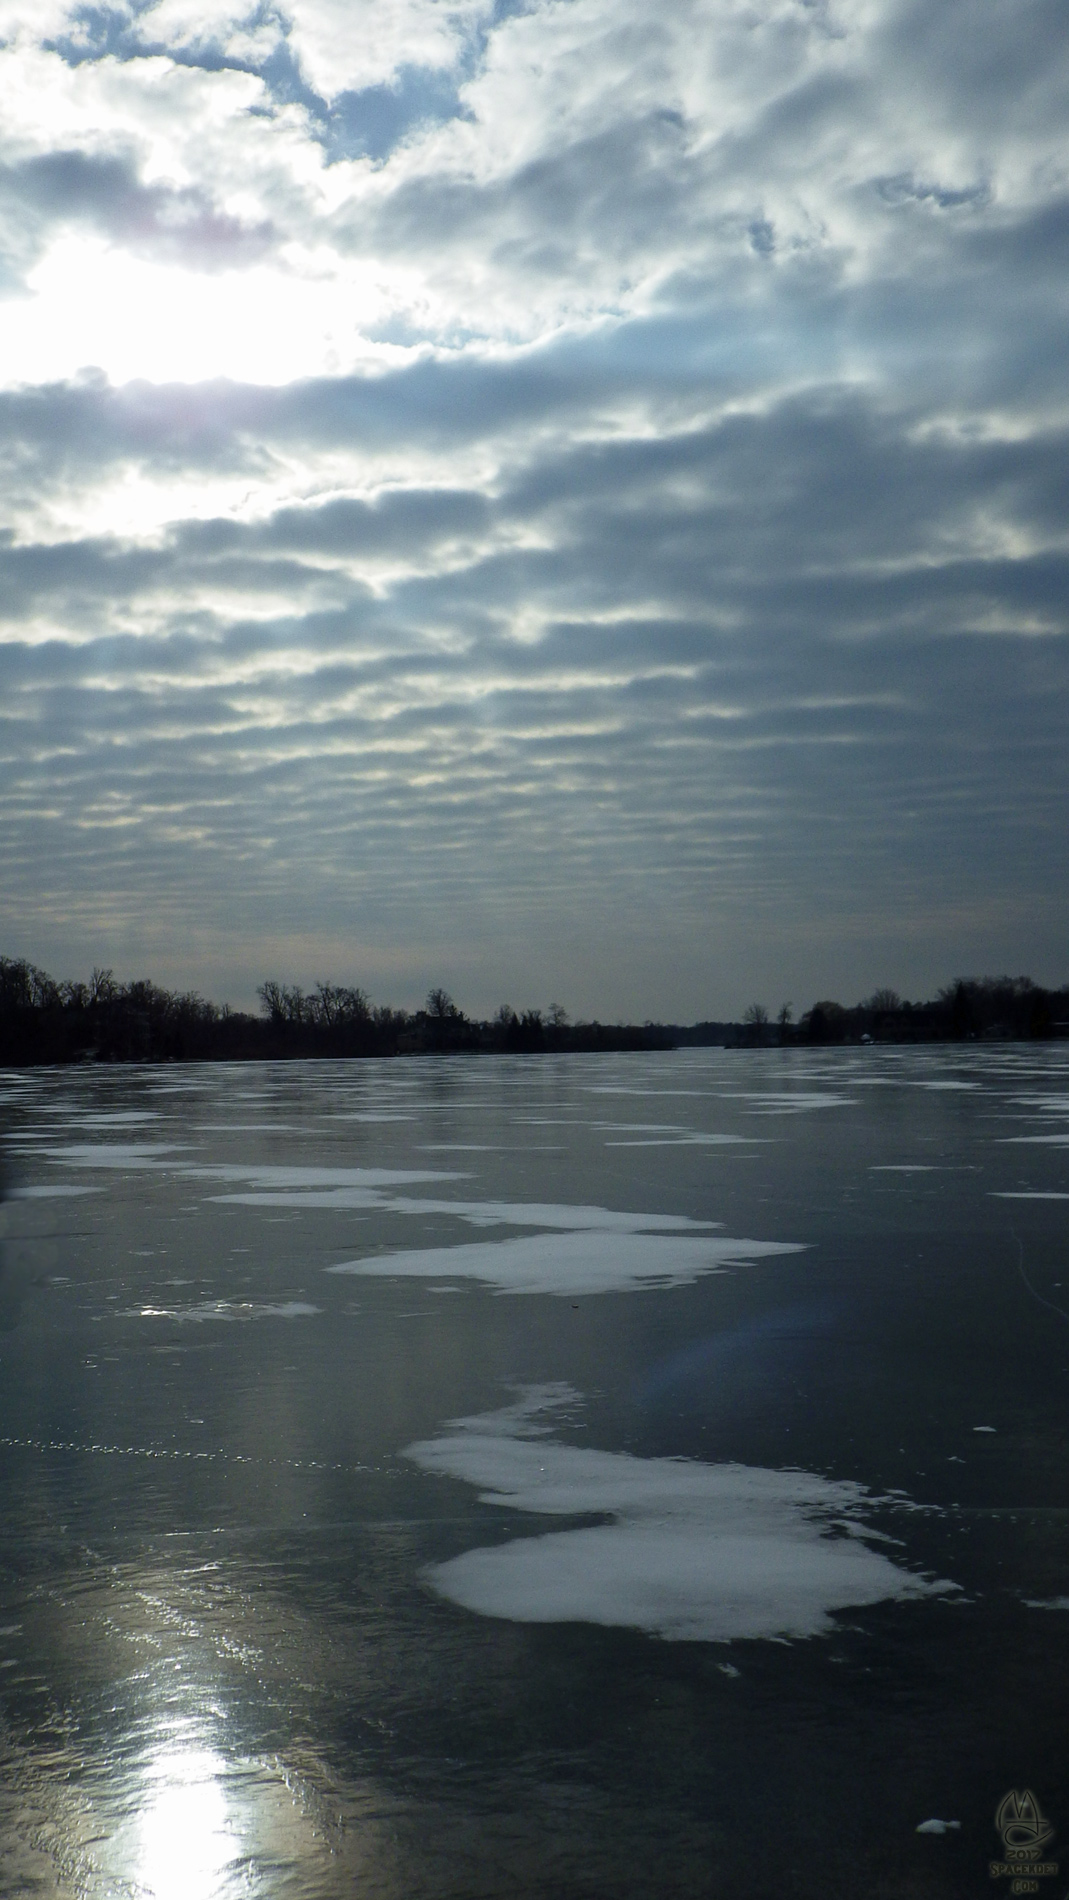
left=0, top=0, right=1064, bottom=1007
left=0, top=147, right=275, bottom=275
left=0, top=0, right=1059, bottom=370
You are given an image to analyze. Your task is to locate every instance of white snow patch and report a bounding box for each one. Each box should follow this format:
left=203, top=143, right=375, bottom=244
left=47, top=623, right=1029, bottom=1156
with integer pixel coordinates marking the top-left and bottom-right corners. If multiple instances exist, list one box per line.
left=404, top=1389, right=955, bottom=1642
left=329, top=1229, right=799, bottom=1296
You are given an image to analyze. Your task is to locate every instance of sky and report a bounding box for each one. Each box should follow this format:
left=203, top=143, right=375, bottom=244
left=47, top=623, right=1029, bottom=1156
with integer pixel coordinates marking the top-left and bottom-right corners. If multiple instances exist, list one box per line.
left=0, top=0, right=1066, bottom=1021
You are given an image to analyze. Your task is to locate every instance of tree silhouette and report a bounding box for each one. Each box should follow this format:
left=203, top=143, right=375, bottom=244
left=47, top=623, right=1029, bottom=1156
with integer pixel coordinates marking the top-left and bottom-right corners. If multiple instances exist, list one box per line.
left=864, top=988, right=901, bottom=1013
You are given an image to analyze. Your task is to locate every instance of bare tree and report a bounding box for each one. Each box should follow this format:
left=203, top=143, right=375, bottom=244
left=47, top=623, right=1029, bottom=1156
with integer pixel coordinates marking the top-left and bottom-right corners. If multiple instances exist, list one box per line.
left=258, top=981, right=285, bottom=1022
left=89, top=967, right=116, bottom=1005
left=864, top=988, right=901, bottom=1013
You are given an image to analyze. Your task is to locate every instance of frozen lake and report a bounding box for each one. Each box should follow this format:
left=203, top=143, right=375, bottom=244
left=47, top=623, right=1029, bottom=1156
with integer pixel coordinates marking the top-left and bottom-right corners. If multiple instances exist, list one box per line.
left=0, top=1044, right=1067, bottom=1897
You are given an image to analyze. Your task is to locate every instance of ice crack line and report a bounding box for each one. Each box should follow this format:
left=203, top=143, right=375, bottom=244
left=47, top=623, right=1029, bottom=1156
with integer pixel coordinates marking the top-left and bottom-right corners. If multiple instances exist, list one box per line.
left=0, top=1434, right=381, bottom=1474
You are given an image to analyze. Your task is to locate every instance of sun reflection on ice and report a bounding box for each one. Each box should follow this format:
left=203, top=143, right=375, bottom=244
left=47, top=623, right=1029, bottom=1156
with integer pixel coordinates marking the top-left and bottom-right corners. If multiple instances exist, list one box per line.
left=135, top=1746, right=241, bottom=1900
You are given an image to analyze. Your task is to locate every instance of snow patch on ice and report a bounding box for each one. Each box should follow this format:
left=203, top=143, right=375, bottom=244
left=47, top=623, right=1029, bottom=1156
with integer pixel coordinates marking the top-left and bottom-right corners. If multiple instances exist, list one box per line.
left=404, top=1388, right=956, bottom=1642
left=329, top=1229, right=799, bottom=1296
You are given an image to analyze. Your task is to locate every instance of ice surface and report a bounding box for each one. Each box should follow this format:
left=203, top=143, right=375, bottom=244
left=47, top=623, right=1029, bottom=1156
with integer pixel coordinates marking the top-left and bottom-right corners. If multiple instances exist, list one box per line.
left=405, top=1390, right=954, bottom=1641
left=11, top=1185, right=99, bottom=1198
left=912, top=1082, right=979, bottom=1092
left=212, top=1190, right=400, bottom=1209
left=223, top=1193, right=720, bottom=1231
left=195, top=1109, right=303, bottom=1124
left=28, top=1144, right=186, bottom=1167
left=330, top=1229, right=800, bottom=1295
left=25, top=1151, right=463, bottom=1191
left=199, top=1164, right=467, bottom=1208
left=128, top=1300, right=321, bottom=1323
left=584, top=1088, right=707, bottom=1096
left=45, top=1112, right=159, bottom=1127
left=717, top=1093, right=857, bottom=1114
left=383, top=1200, right=720, bottom=1232
left=193, top=1165, right=461, bottom=1188
left=600, top=1130, right=750, bottom=1147
left=593, top=1121, right=688, bottom=1130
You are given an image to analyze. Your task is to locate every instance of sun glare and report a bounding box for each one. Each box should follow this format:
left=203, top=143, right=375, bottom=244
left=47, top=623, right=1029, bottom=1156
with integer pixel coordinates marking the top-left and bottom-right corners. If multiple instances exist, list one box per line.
left=1, top=237, right=412, bottom=387
left=135, top=1747, right=241, bottom=1900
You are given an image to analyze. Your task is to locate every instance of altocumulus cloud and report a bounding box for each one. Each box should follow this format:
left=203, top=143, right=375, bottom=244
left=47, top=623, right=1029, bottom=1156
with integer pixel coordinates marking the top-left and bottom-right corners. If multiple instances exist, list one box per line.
left=0, top=0, right=1066, bottom=1012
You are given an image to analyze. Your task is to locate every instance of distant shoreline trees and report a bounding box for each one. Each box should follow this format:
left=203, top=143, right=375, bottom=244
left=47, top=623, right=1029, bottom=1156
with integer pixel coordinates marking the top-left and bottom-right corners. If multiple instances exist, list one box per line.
left=0, top=958, right=1065, bottom=1066
left=725, top=977, right=1068, bottom=1047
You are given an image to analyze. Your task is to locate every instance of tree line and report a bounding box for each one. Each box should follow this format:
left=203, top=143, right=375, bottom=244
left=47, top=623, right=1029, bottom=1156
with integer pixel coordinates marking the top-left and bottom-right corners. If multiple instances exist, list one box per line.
left=0, top=960, right=674, bottom=1064
left=722, top=977, right=1069, bottom=1046
left=0, top=957, right=1064, bottom=1066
